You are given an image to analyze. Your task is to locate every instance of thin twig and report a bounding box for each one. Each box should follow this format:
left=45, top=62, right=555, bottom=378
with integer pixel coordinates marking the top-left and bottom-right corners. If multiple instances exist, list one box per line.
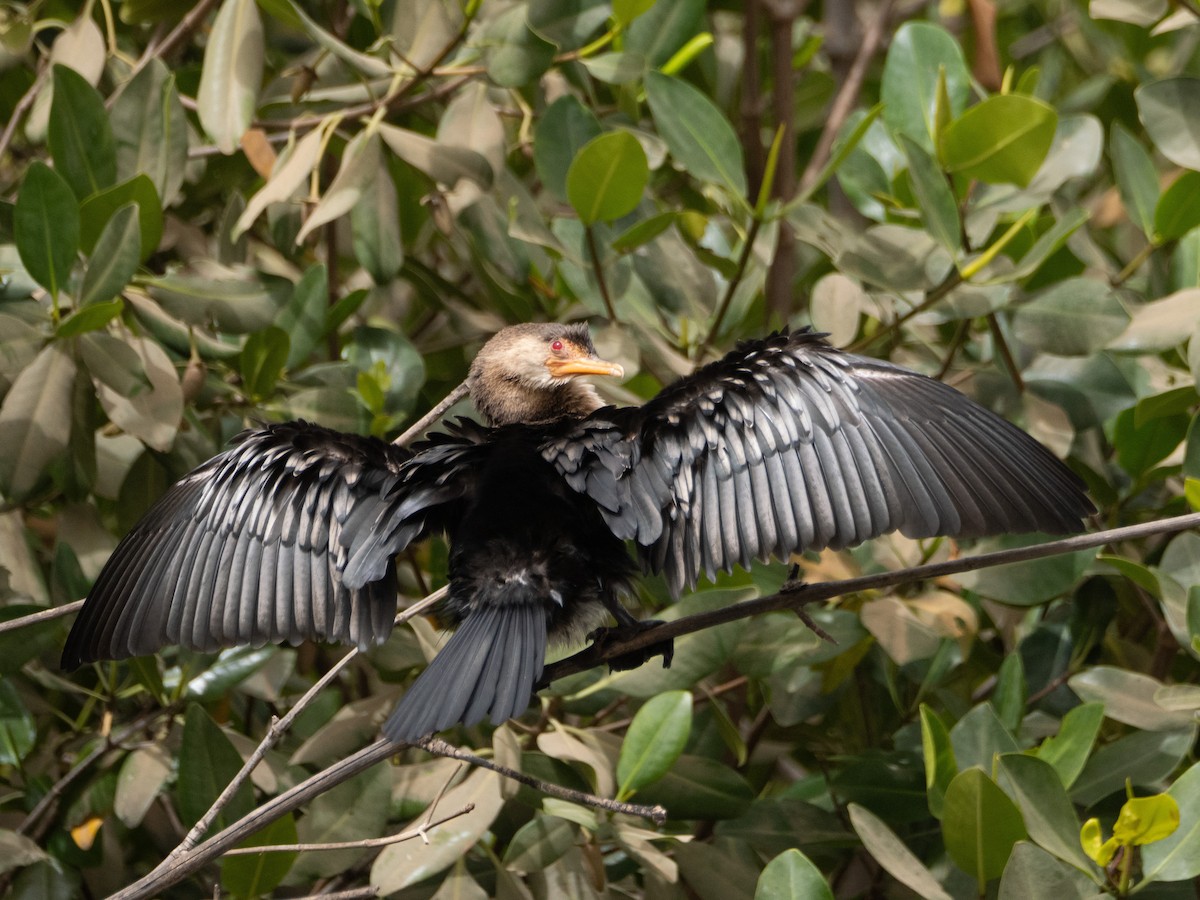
left=393, top=382, right=469, bottom=446
left=172, top=587, right=446, bottom=856
left=541, top=511, right=1200, bottom=685
left=847, top=267, right=964, bottom=353
left=0, top=599, right=84, bottom=636
left=417, top=737, right=668, bottom=825
left=799, top=0, right=896, bottom=193
left=0, top=62, right=49, bottom=166
left=585, top=225, right=618, bottom=322
left=986, top=312, right=1025, bottom=393
left=698, top=216, right=764, bottom=357
left=223, top=803, right=473, bottom=854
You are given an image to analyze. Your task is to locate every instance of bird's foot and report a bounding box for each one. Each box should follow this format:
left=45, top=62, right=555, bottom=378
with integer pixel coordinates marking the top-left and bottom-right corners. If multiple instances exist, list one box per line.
left=587, top=620, right=674, bottom=672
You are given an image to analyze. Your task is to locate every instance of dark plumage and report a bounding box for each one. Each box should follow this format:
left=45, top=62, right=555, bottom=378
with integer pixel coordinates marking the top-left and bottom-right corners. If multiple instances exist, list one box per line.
left=63, top=324, right=1094, bottom=741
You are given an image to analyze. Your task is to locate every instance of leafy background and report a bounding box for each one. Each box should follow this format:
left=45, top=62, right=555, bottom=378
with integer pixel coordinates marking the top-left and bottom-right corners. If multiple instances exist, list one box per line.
left=1, top=0, right=1200, bottom=896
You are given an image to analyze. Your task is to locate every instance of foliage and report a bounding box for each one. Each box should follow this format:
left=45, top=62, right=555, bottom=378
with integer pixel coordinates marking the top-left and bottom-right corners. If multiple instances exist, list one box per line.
left=0, top=0, right=1199, bottom=896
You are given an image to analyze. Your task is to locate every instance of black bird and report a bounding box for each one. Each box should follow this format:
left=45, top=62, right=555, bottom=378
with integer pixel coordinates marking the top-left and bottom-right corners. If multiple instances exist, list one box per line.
left=62, top=324, right=1094, bottom=741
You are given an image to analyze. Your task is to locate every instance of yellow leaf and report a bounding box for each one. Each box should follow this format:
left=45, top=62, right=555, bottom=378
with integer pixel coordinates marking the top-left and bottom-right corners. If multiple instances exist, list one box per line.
left=1113, top=794, right=1181, bottom=846
left=71, top=816, right=103, bottom=850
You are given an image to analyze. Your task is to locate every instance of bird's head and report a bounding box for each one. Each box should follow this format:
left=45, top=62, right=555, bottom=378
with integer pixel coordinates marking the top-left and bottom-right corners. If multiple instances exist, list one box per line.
left=468, top=323, right=624, bottom=425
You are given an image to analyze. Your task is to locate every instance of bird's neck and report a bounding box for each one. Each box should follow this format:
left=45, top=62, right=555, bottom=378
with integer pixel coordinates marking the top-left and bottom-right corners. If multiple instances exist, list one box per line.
left=471, top=377, right=603, bottom=426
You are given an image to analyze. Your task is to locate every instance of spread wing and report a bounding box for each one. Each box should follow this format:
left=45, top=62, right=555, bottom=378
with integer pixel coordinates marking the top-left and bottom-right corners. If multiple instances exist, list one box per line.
left=544, top=329, right=1094, bottom=596
left=62, top=421, right=474, bottom=667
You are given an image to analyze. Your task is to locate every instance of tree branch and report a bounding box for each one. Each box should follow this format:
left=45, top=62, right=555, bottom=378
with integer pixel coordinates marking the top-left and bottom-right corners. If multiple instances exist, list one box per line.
left=541, top=512, right=1200, bottom=684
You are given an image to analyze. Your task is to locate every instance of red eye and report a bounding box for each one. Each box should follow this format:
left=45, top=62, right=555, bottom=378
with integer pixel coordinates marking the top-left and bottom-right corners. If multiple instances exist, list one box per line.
left=551, top=339, right=564, bottom=352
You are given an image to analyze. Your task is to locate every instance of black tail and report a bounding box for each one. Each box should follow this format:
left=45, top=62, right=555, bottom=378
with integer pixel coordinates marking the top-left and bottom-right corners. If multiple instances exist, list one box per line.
left=383, top=600, right=547, bottom=743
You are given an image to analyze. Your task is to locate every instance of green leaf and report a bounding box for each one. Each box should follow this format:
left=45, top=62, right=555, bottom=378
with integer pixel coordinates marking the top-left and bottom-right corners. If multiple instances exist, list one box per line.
left=1136, top=77, right=1200, bottom=171
left=632, top=753, right=755, bottom=819
left=1155, top=171, right=1200, bottom=241
left=1110, top=121, right=1159, bottom=239
left=1069, top=666, right=1196, bottom=732
left=291, top=766, right=391, bottom=880
left=1012, top=277, right=1129, bottom=356
left=378, top=123, right=494, bottom=190
left=0, top=343, right=77, bottom=499
left=998, top=842, right=1100, bottom=900
left=276, top=263, right=329, bottom=368
left=79, top=203, right=140, bottom=307
left=898, top=134, right=960, bottom=253
left=534, top=96, right=603, bottom=202
left=993, top=654, right=1026, bottom=732
left=611, top=211, right=677, bottom=252
left=176, top=704, right=255, bottom=833
left=56, top=299, right=123, bottom=338
left=196, top=0, right=263, bottom=154
left=480, top=5, right=555, bottom=88
left=1142, top=761, right=1200, bottom=882
left=997, top=754, right=1098, bottom=877
left=0, top=680, right=36, bottom=765
left=941, top=768, right=1028, bottom=886
left=240, top=326, right=290, bottom=399
left=1112, top=406, right=1188, bottom=477
left=47, top=64, right=116, bottom=200
left=848, top=803, right=954, bottom=900
left=940, top=94, right=1058, bottom=187
left=920, top=704, right=956, bottom=819
left=613, top=0, right=656, bottom=27
left=110, top=59, right=189, bottom=206
left=1036, top=702, right=1104, bottom=789
left=566, top=131, right=649, bottom=225
left=753, top=849, right=832, bottom=900
left=351, top=162, right=402, bottom=285
left=881, top=22, right=970, bottom=153
left=949, top=703, right=1020, bottom=773
left=14, top=162, right=80, bottom=298
left=295, top=130, right=381, bottom=244
left=645, top=71, right=746, bottom=198
left=502, top=816, right=576, bottom=874
left=1071, top=728, right=1195, bottom=806
left=144, top=272, right=279, bottom=332
left=78, top=174, right=163, bottom=261
left=958, top=534, right=1094, bottom=606
left=616, top=690, right=693, bottom=798
left=625, top=0, right=703, bottom=67
left=220, top=813, right=297, bottom=898
left=1003, top=208, right=1090, bottom=282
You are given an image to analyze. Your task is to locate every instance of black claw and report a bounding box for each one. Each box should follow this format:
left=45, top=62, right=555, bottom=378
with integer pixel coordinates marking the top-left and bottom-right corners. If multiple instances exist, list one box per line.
left=589, top=619, right=674, bottom=672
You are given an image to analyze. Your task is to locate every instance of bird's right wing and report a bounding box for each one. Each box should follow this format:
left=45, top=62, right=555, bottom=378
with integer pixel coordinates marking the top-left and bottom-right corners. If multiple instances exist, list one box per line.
left=544, top=330, right=1093, bottom=597
left=62, top=421, right=479, bottom=668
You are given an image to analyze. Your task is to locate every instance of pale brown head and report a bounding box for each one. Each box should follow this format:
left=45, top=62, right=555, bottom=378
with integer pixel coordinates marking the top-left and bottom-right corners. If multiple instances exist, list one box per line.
left=468, top=323, right=624, bottom=426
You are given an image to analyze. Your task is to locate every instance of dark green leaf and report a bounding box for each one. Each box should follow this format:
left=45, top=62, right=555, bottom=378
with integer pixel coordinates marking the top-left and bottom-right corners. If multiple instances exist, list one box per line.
left=14, top=162, right=80, bottom=298
left=899, top=134, right=960, bottom=253
left=502, top=816, right=576, bottom=873
left=998, top=842, right=1100, bottom=900
left=48, top=65, right=116, bottom=200
left=646, top=71, right=746, bottom=197
left=949, top=703, right=1020, bottom=773
left=1071, top=728, right=1195, bottom=806
left=56, top=299, right=123, bottom=338
left=0, top=343, right=77, bottom=498
left=0, top=680, right=36, bottom=765
left=78, top=174, right=163, bottom=261
left=276, top=264, right=329, bottom=368
left=176, top=704, right=255, bottom=832
left=997, top=754, right=1098, bottom=876
left=566, top=131, right=649, bottom=225
left=941, top=768, right=1028, bottom=885
left=1112, top=406, right=1188, bottom=477
left=220, top=813, right=297, bottom=898
left=481, top=6, right=555, bottom=88
left=1155, top=171, right=1200, bottom=241
left=534, top=96, right=602, bottom=201
left=240, top=326, right=290, bottom=399
left=79, top=203, right=140, bottom=307
left=110, top=59, right=189, bottom=206
left=144, top=272, right=278, bottom=332
left=634, top=754, right=755, bottom=820
left=617, top=690, right=692, bottom=798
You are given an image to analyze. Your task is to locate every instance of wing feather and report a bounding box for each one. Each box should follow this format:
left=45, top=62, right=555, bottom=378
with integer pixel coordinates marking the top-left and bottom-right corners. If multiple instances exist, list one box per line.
left=543, top=329, right=1094, bottom=595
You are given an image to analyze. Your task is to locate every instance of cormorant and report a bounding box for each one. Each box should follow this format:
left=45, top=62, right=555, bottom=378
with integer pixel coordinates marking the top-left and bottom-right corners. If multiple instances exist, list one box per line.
left=62, top=323, right=1094, bottom=741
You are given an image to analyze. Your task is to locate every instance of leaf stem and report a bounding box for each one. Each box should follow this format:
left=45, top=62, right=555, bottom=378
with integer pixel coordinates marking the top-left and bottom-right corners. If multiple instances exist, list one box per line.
left=585, top=224, right=618, bottom=321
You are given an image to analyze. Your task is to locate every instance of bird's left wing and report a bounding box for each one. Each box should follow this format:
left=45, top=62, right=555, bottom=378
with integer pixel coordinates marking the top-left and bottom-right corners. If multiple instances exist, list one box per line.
left=543, top=330, right=1093, bottom=596
left=62, top=421, right=475, bottom=667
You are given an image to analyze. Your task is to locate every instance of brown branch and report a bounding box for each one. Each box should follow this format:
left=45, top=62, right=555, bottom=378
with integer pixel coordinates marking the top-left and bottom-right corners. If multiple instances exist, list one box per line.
left=417, top=737, right=668, bottom=825
left=0, top=599, right=84, bottom=636
left=541, top=511, right=1200, bottom=685
left=799, top=0, right=896, bottom=194
left=223, top=803, right=474, bottom=854
left=586, top=225, right=618, bottom=322
left=986, top=312, right=1025, bottom=393
left=172, top=588, right=446, bottom=856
